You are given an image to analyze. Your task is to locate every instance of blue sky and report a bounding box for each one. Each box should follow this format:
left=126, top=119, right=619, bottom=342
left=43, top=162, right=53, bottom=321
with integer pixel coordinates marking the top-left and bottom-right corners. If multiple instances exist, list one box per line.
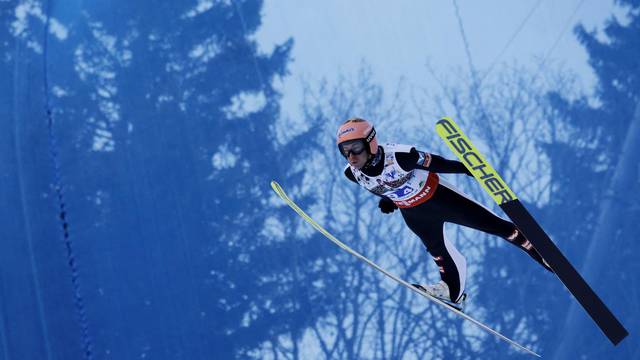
left=256, top=0, right=620, bottom=122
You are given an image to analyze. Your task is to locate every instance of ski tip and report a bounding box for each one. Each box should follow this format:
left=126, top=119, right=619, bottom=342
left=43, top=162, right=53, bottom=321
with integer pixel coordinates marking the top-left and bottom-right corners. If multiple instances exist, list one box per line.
left=529, top=349, right=542, bottom=358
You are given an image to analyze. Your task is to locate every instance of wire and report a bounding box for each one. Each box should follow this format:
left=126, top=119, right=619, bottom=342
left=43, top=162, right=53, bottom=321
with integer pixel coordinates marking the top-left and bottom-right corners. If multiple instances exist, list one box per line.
left=452, top=0, right=480, bottom=90
left=232, top=1, right=267, bottom=91
left=43, top=1, right=94, bottom=358
left=479, top=0, right=544, bottom=86
left=451, top=0, right=496, bottom=145
left=531, top=0, right=587, bottom=85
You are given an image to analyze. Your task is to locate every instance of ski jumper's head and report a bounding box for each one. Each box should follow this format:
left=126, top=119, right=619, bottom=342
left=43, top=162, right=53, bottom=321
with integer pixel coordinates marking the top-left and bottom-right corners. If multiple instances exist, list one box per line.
left=336, top=118, right=378, bottom=169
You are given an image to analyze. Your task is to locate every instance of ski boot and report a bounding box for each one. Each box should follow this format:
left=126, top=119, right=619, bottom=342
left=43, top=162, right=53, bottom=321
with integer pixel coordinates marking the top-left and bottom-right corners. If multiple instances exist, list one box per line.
left=412, top=281, right=467, bottom=312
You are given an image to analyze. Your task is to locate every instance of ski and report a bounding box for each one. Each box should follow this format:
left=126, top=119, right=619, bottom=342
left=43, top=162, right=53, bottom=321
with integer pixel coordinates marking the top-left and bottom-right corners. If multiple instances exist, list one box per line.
left=435, top=117, right=628, bottom=345
left=271, top=180, right=540, bottom=357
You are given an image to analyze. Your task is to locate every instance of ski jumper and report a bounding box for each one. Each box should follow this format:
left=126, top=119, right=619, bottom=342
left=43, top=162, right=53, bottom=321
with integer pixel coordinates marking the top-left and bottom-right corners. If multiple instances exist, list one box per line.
left=344, top=143, right=551, bottom=302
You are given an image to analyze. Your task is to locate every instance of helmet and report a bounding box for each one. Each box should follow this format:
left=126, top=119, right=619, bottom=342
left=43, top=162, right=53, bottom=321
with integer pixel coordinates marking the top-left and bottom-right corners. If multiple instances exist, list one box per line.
left=336, top=118, right=378, bottom=155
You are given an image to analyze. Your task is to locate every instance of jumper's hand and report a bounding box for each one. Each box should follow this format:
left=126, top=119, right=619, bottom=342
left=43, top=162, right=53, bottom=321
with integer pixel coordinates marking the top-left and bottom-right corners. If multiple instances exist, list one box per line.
left=378, top=197, right=398, bottom=214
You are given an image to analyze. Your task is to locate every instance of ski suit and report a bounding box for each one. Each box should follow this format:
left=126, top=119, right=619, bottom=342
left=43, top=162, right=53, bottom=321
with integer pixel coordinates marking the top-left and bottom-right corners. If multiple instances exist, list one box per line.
left=344, top=143, right=550, bottom=302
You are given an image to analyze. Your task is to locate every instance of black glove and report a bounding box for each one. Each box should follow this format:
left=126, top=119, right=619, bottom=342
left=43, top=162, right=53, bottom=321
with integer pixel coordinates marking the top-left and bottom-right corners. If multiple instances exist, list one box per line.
left=378, top=197, right=398, bottom=214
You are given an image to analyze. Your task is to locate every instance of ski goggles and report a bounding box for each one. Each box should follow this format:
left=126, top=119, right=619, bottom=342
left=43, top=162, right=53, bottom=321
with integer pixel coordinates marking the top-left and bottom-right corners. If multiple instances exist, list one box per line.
left=338, top=139, right=366, bottom=158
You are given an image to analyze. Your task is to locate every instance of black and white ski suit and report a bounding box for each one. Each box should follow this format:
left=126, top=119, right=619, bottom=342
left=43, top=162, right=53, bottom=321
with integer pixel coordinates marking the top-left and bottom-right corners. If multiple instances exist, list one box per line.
left=344, top=143, right=551, bottom=302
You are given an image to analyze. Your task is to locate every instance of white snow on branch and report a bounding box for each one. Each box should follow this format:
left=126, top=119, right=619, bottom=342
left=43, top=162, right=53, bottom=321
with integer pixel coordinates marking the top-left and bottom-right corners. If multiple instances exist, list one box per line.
left=12, top=1, right=68, bottom=40
left=51, top=85, right=68, bottom=97
left=261, top=216, right=285, bottom=242
left=92, top=126, right=114, bottom=152
left=223, top=91, right=267, bottom=119
left=210, top=144, right=239, bottom=171
left=183, top=0, right=231, bottom=18
left=189, top=36, right=221, bottom=62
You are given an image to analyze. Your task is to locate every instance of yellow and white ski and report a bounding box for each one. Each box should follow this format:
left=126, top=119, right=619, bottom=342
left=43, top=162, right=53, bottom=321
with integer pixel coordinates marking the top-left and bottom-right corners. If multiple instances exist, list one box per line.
left=435, top=117, right=628, bottom=345
left=270, top=180, right=540, bottom=357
